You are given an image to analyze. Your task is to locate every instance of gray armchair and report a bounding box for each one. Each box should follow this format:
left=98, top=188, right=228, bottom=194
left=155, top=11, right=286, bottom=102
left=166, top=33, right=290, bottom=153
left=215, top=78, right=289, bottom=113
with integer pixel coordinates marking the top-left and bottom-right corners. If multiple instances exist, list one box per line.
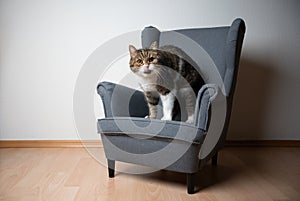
left=97, top=18, right=245, bottom=194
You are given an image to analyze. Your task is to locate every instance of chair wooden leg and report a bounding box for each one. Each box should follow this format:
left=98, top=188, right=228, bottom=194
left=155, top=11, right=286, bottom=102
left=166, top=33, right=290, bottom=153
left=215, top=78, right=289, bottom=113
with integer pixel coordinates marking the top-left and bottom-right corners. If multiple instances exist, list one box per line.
left=187, top=173, right=195, bottom=194
left=212, top=152, right=218, bottom=166
left=107, top=159, right=115, bottom=178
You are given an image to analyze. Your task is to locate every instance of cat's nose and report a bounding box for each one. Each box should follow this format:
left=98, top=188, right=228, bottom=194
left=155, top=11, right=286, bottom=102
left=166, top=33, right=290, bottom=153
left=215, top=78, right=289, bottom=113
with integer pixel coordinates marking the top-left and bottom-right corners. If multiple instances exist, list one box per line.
left=143, top=66, right=151, bottom=73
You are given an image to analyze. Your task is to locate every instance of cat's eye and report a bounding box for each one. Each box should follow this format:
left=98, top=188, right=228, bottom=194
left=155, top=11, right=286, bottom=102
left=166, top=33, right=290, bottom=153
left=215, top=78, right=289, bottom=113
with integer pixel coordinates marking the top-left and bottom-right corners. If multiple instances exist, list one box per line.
left=136, top=59, right=143, bottom=64
left=148, top=57, right=155, bottom=62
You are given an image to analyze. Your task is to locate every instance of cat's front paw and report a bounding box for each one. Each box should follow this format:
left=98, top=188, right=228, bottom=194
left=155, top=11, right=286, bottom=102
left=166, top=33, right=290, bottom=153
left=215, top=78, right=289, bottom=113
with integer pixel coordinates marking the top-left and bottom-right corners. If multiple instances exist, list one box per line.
left=146, top=115, right=156, bottom=119
left=161, top=116, right=172, bottom=121
left=186, top=115, right=194, bottom=124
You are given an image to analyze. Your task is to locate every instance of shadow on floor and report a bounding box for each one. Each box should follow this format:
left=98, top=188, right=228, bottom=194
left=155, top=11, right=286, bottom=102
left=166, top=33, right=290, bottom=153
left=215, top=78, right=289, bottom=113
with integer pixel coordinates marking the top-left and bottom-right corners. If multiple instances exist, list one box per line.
left=118, top=158, right=239, bottom=193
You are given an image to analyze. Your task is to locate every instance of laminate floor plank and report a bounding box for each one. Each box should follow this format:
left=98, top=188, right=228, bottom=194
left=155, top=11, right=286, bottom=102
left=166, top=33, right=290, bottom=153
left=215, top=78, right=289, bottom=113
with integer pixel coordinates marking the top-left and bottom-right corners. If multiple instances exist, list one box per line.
left=0, top=147, right=299, bottom=201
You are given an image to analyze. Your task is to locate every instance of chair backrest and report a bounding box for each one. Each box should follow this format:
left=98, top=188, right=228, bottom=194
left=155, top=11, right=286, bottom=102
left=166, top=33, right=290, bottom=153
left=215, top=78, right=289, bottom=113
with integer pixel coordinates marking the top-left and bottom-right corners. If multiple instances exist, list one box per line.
left=141, top=18, right=245, bottom=99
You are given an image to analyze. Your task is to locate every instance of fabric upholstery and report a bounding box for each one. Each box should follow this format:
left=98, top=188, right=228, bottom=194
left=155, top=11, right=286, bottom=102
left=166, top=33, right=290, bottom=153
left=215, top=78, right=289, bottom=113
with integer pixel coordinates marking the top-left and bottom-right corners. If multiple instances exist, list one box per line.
left=98, top=117, right=206, bottom=144
left=97, top=82, right=217, bottom=174
left=97, top=18, right=246, bottom=174
left=195, top=84, right=219, bottom=130
left=98, top=117, right=206, bottom=173
left=97, top=81, right=149, bottom=118
left=101, top=133, right=202, bottom=173
left=141, top=18, right=246, bottom=97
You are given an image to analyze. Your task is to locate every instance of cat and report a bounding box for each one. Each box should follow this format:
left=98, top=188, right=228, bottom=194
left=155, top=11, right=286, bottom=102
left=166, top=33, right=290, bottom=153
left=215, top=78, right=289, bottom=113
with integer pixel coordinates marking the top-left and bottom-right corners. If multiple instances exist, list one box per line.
left=129, top=41, right=204, bottom=123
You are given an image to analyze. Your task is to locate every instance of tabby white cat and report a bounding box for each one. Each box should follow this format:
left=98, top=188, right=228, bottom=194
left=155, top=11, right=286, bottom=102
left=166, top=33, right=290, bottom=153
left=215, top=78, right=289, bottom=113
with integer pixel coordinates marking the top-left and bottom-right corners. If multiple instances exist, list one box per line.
left=129, top=41, right=204, bottom=123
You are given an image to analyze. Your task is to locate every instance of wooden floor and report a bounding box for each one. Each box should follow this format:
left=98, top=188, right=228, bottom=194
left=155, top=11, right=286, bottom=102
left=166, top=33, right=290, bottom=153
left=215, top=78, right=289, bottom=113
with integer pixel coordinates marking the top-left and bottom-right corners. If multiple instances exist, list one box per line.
left=0, top=147, right=299, bottom=201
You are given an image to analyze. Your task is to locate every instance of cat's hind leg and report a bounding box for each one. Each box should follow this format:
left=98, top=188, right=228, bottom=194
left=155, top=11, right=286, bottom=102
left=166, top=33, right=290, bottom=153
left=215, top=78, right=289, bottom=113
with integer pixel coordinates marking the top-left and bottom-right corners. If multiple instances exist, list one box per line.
left=179, top=87, right=196, bottom=124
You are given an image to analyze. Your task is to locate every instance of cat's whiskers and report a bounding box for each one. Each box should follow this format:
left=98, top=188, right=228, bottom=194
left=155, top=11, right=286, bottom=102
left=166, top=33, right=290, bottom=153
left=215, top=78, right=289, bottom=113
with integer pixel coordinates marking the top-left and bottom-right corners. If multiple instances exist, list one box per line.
left=152, top=66, right=173, bottom=87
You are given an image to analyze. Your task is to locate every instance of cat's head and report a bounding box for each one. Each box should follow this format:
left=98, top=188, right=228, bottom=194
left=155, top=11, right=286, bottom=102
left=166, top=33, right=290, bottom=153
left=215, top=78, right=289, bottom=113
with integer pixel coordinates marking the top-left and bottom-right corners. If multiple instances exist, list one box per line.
left=129, top=41, right=160, bottom=78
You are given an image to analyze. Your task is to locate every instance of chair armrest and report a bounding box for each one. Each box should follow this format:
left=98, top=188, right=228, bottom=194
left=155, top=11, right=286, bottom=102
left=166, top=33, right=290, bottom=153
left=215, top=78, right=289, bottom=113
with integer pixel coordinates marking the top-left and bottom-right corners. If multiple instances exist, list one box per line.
left=194, top=84, right=219, bottom=130
left=97, top=81, right=149, bottom=118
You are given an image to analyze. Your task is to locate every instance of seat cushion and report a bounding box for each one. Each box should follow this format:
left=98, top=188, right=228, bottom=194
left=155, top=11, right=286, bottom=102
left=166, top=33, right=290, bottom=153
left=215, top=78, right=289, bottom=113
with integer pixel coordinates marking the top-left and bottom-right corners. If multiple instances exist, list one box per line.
left=98, top=117, right=206, bottom=145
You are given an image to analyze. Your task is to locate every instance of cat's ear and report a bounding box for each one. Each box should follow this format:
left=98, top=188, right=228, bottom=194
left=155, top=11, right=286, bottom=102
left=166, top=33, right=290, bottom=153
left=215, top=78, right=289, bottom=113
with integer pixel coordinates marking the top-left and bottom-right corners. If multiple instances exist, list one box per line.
left=129, top=45, right=137, bottom=56
left=149, top=41, right=158, bottom=49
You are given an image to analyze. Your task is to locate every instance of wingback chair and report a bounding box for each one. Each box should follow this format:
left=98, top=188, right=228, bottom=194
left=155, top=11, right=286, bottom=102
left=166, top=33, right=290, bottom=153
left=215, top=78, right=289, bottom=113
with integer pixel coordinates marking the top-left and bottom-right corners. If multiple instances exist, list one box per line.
left=97, top=18, right=245, bottom=194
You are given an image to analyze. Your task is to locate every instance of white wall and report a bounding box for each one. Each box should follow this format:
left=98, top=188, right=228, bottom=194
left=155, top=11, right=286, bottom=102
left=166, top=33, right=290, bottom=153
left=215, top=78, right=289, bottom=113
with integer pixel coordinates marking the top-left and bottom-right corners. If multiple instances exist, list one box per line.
left=0, top=0, right=299, bottom=140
